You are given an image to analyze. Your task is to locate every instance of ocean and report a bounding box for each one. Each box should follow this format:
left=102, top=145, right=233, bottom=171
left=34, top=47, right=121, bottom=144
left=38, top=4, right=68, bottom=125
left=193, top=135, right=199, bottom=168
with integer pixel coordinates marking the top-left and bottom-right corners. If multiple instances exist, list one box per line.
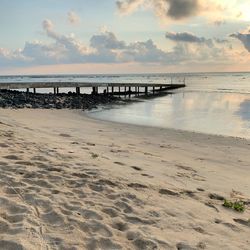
left=1, top=72, right=250, bottom=139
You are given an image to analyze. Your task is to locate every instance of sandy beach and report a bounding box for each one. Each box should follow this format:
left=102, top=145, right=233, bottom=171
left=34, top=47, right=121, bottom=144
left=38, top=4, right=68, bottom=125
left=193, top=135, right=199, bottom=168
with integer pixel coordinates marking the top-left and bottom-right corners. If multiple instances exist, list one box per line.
left=0, top=109, right=250, bottom=250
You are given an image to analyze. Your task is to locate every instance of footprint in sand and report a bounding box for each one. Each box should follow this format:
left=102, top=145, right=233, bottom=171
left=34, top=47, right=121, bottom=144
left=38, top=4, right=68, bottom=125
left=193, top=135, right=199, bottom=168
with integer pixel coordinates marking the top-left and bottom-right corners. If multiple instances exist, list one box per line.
left=233, top=219, right=250, bottom=228
left=175, top=164, right=197, bottom=173
left=209, top=193, right=225, bottom=201
left=159, top=188, right=180, bottom=196
left=102, top=207, right=119, bottom=218
left=215, top=219, right=241, bottom=232
left=205, top=202, right=219, bottom=212
left=86, top=238, right=122, bottom=250
left=131, top=166, right=142, bottom=171
left=177, top=242, right=196, bottom=250
left=59, top=133, right=72, bottom=138
left=112, top=220, right=129, bottom=232
left=0, top=240, right=24, bottom=250
left=3, top=155, right=22, bottom=161
left=128, top=183, right=148, bottom=189
left=141, top=173, right=154, bottom=178
left=114, top=162, right=126, bottom=166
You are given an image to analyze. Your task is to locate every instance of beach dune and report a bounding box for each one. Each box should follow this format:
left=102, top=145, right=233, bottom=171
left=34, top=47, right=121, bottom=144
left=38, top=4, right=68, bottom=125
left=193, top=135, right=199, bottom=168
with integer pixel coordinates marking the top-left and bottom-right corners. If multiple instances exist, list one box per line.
left=0, top=109, right=249, bottom=250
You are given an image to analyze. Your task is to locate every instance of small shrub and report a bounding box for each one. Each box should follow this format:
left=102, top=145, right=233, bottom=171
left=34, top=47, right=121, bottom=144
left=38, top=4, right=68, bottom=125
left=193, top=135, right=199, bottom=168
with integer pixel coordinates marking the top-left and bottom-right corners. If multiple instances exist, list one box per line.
left=233, top=201, right=245, bottom=212
left=223, top=200, right=245, bottom=212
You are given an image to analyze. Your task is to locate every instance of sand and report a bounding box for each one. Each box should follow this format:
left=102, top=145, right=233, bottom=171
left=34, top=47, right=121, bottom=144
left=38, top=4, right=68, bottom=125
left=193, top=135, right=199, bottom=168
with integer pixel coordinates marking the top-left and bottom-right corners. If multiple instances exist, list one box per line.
left=0, top=109, right=249, bottom=250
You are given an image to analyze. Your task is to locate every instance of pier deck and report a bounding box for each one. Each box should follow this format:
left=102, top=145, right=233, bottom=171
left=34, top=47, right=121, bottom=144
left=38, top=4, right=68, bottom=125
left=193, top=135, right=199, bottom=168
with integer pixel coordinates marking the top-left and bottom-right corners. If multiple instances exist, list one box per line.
left=0, top=81, right=186, bottom=95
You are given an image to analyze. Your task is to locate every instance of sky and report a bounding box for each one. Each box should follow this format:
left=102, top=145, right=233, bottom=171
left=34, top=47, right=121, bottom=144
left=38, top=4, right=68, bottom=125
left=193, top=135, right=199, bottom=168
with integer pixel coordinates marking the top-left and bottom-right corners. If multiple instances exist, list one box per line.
left=0, top=0, right=250, bottom=75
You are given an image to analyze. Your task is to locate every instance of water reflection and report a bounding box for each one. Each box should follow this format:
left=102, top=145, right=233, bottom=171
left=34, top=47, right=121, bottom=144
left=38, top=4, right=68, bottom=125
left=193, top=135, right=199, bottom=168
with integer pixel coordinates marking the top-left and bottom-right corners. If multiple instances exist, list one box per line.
left=88, top=92, right=250, bottom=139
left=237, top=99, right=250, bottom=122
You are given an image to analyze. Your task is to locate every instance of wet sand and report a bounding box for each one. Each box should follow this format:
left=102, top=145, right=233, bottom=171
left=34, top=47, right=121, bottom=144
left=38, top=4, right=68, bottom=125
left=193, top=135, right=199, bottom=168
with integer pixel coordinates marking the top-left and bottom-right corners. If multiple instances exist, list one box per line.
left=0, top=109, right=250, bottom=249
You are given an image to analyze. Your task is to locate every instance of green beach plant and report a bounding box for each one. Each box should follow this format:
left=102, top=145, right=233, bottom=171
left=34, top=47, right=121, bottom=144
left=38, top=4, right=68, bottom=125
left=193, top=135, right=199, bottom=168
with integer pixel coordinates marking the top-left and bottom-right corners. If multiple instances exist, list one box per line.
left=223, top=200, right=245, bottom=212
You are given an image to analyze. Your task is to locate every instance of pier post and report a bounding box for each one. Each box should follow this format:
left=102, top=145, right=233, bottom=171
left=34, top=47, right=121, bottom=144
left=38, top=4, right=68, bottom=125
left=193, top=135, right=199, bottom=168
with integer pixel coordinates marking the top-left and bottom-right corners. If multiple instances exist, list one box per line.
left=125, top=86, right=127, bottom=97
left=92, top=87, right=98, bottom=95
left=54, top=88, right=57, bottom=95
left=33, top=88, right=36, bottom=94
left=145, top=86, right=148, bottom=95
left=153, top=86, right=155, bottom=93
left=76, top=87, right=81, bottom=95
left=57, top=87, right=59, bottom=94
left=128, top=86, right=131, bottom=97
left=111, top=86, right=114, bottom=94
left=26, top=88, right=29, bottom=93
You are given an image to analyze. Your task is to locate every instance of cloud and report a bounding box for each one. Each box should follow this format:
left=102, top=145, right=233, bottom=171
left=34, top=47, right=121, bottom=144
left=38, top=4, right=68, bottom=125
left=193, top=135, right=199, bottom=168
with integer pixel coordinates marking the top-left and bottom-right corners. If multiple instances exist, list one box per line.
left=230, top=28, right=250, bottom=52
left=0, top=48, right=29, bottom=67
left=90, top=31, right=126, bottom=50
left=0, top=20, right=168, bottom=66
left=42, top=19, right=53, bottom=32
left=68, top=11, right=81, bottom=24
left=41, top=19, right=91, bottom=63
left=166, top=31, right=208, bottom=43
left=159, top=0, right=200, bottom=20
left=116, top=0, right=145, bottom=15
left=165, top=31, right=230, bottom=50
left=116, top=0, right=228, bottom=24
left=0, top=19, right=239, bottom=68
left=117, top=0, right=201, bottom=19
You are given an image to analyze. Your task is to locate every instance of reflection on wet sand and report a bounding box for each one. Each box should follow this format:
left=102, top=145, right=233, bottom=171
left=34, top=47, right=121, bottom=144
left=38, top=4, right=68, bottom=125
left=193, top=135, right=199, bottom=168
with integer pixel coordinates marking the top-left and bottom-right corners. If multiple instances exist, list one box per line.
left=88, top=92, right=250, bottom=139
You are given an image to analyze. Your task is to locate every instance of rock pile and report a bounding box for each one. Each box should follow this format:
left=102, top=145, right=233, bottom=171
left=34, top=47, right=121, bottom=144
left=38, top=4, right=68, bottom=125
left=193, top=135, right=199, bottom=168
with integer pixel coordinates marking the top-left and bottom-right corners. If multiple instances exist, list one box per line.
left=0, top=90, right=120, bottom=109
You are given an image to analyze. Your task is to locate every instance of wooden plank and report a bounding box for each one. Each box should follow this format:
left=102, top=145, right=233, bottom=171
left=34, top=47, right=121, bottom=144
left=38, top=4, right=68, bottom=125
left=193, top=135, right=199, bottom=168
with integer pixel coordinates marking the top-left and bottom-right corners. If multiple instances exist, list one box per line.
left=0, top=81, right=185, bottom=90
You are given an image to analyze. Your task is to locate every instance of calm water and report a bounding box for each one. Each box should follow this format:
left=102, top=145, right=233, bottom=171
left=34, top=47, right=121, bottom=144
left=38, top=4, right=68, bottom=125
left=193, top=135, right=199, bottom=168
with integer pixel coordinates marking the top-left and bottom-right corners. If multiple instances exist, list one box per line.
left=86, top=72, right=250, bottom=139
left=1, top=72, right=250, bottom=138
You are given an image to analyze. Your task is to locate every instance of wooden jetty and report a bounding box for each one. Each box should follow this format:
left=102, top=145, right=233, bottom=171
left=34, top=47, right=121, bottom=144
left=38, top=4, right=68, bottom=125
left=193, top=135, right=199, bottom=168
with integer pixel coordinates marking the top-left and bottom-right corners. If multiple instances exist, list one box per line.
left=0, top=81, right=186, bottom=96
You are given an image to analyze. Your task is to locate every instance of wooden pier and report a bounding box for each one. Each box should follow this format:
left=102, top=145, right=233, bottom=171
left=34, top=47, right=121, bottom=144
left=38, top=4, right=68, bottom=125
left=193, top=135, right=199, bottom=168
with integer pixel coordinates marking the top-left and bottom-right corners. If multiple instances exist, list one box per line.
left=0, top=81, right=186, bottom=96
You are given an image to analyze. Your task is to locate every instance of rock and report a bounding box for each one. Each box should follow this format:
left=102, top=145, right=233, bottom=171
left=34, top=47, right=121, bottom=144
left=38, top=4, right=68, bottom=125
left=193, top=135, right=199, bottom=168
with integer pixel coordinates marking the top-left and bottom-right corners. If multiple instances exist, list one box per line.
left=0, top=90, right=120, bottom=110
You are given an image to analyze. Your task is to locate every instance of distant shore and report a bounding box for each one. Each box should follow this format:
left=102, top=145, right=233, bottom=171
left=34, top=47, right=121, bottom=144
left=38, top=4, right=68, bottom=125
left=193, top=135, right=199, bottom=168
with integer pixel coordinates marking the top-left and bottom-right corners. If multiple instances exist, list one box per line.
left=0, top=109, right=249, bottom=249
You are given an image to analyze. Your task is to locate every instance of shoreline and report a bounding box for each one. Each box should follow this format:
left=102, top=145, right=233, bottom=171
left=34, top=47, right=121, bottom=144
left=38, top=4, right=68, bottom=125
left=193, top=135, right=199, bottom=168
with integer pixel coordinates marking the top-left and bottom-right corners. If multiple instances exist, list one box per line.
left=86, top=108, right=250, bottom=143
left=0, top=109, right=249, bottom=249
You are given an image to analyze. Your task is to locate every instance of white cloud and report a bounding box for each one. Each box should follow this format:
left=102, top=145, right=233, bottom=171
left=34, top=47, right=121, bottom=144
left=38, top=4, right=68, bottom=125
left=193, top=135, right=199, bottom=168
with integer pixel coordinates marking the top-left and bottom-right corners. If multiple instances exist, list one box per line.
left=43, top=19, right=53, bottom=32
left=0, top=19, right=241, bottom=68
left=116, top=0, right=145, bottom=15
left=68, top=11, right=81, bottom=25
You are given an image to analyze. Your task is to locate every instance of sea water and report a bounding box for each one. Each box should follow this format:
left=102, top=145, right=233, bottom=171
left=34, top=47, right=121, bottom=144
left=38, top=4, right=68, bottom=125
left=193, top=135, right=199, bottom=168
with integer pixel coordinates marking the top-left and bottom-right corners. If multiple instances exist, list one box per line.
left=87, top=72, right=250, bottom=139
left=1, top=72, right=250, bottom=138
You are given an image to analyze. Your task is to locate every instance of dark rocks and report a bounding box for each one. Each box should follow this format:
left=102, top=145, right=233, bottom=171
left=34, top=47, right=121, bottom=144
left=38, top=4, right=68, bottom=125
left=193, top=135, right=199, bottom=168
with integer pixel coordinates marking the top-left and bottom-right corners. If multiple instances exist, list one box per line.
left=0, top=90, right=120, bottom=110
